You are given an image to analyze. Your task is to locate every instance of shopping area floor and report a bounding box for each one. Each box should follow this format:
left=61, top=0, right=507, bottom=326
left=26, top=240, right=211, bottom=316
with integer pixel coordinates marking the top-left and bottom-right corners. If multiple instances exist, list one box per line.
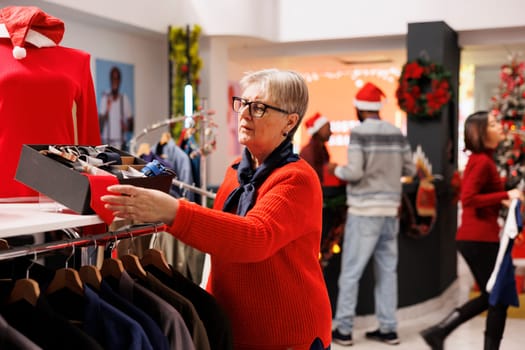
left=332, top=254, right=525, bottom=349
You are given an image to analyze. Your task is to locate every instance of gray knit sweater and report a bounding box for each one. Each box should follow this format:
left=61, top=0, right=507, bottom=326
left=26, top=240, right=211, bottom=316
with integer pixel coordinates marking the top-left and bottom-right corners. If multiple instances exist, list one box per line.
left=335, top=118, right=416, bottom=216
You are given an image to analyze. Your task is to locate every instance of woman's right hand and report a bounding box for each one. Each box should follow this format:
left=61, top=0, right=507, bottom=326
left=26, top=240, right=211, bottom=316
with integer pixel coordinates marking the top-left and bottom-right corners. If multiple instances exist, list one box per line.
left=101, top=184, right=179, bottom=225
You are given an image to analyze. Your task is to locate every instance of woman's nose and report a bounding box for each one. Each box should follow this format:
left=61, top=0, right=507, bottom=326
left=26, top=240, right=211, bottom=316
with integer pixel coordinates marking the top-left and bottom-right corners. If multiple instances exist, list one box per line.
left=239, top=105, right=252, bottom=119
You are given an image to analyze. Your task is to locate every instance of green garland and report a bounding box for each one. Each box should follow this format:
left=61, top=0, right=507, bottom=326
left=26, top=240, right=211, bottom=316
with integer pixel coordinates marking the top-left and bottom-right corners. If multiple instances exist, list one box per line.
left=169, top=25, right=203, bottom=139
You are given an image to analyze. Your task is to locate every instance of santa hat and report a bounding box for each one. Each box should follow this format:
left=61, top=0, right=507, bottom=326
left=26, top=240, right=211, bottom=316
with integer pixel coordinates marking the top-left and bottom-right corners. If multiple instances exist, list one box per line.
left=354, top=82, right=386, bottom=111
left=0, top=6, right=64, bottom=60
left=305, top=112, right=329, bottom=135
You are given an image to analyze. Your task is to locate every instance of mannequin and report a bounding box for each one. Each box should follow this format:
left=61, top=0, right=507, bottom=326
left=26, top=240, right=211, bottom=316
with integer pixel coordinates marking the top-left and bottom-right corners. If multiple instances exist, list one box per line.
left=0, top=6, right=101, bottom=199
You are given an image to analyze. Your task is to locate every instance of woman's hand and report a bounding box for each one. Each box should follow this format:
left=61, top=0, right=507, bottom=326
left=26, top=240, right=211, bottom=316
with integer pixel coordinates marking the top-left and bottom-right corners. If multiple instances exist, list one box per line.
left=507, top=188, right=525, bottom=202
left=101, top=184, right=179, bottom=225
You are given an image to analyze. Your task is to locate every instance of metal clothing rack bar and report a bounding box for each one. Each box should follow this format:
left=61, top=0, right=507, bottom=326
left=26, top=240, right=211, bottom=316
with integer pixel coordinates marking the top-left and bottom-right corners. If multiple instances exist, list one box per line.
left=129, top=115, right=187, bottom=154
left=172, top=178, right=216, bottom=199
left=128, top=112, right=217, bottom=200
left=0, top=223, right=167, bottom=261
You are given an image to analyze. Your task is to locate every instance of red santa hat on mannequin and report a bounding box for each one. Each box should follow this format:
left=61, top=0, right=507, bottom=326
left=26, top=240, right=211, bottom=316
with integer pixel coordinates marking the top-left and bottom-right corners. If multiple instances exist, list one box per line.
left=305, top=112, right=329, bottom=135
left=354, top=82, right=386, bottom=111
left=0, top=6, right=64, bottom=60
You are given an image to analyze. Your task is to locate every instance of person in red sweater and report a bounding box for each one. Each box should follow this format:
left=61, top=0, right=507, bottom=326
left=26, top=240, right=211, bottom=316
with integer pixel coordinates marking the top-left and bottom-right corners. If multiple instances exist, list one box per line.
left=420, top=111, right=524, bottom=350
left=101, top=69, right=332, bottom=350
left=300, top=112, right=332, bottom=183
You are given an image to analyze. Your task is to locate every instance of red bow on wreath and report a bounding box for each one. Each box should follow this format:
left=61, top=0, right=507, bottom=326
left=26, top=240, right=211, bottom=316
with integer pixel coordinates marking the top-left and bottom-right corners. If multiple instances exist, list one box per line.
left=396, top=58, right=452, bottom=118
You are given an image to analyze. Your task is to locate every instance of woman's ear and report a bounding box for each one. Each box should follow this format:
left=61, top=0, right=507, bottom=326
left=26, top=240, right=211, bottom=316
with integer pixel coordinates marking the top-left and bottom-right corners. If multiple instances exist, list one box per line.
left=287, top=113, right=299, bottom=130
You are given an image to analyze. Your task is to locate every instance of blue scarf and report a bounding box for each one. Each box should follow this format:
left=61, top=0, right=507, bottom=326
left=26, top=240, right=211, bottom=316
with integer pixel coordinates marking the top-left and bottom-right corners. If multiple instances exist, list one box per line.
left=222, top=139, right=299, bottom=216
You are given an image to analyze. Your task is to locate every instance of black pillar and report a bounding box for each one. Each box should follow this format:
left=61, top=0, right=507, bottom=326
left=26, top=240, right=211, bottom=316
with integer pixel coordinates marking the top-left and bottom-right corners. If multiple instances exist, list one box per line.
left=400, top=21, right=460, bottom=303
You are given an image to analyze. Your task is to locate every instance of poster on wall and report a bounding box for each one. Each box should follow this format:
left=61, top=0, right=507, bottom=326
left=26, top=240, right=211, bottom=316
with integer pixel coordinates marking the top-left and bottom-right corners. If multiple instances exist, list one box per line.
left=95, top=58, right=135, bottom=151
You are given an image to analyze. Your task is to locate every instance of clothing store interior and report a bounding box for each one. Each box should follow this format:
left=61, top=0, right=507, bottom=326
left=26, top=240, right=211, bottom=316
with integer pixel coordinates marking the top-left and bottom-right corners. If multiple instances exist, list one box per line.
left=1, top=0, right=525, bottom=349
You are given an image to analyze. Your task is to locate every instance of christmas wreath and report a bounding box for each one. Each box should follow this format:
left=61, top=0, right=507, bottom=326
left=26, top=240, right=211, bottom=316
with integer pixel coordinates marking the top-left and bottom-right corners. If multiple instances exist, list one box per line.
left=396, top=58, right=452, bottom=118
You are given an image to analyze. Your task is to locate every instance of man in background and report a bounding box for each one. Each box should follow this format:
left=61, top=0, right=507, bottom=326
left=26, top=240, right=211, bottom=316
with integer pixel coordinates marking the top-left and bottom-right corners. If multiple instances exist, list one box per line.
left=330, top=82, right=415, bottom=346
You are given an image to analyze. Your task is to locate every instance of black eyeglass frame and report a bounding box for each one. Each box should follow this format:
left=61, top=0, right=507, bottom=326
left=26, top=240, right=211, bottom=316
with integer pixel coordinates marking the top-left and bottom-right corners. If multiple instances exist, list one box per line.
left=232, top=96, right=290, bottom=118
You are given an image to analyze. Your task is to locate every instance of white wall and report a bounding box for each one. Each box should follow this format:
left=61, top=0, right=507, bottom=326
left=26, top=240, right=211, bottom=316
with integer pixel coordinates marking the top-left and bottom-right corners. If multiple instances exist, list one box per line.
left=42, top=0, right=525, bottom=41
left=278, top=0, right=525, bottom=42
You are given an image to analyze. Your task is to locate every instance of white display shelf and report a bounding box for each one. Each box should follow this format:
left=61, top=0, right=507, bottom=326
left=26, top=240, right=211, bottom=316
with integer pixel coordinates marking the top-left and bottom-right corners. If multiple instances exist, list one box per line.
left=0, top=202, right=103, bottom=238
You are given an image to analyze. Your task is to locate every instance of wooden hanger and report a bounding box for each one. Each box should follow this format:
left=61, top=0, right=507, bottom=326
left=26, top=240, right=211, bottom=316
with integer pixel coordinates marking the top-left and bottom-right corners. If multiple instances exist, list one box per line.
left=141, top=248, right=172, bottom=277
left=137, top=142, right=151, bottom=157
left=46, top=267, right=84, bottom=296
left=46, top=244, right=84, bottom=296
left=159, top=132, right=171, bottom=145
left=79, top=265, right=102, bottom=291
left=100, top=258, right=124, bottom=280
left=8, top=278, right=40, bottom=306
left=0, top=238, right=9, bottom=250
left=8, top=250, right=40, bottom=305
left=121, top=254, right=147, bottom=280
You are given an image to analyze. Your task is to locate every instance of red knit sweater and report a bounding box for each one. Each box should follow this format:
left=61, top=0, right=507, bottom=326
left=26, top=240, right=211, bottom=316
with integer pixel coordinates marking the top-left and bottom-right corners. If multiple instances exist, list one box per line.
left=456, top=151, right=508, bottom=242
left=168, top=158, right=332, bottom=349
left=0, top=41, right=101, bottom=198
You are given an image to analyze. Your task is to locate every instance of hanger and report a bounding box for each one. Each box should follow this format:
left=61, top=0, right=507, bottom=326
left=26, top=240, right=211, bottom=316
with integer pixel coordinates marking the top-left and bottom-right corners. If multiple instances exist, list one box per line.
left=78, top=237, right=102, bottom=291
left=100, top=258, right=124, bottom=280
left=8, top=251, right=40, bottom=306
left=46, top=244, right=84, bottom=296
left=121, top=254, right=147, bottom=280
left=0, top=238, right=9, bottom=250
left=141, top=249, right=172, bottom=277
left=79, top=237, right=102, bottom=291
left=141, top=228, right=172, bottom=277
left=159, top=131, right=171, bottom=145
left=79, top=265, right=102, bottom=291
left=137, top=142, right=151, bottom=157
left=100, top=233, right=124, bottom=280
left=120, top=230, right=147, bottom=280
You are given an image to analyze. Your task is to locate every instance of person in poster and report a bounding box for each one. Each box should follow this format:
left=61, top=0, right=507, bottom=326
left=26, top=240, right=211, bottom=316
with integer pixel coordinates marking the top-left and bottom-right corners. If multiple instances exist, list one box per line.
left=98, top=66, right=133, bottom=150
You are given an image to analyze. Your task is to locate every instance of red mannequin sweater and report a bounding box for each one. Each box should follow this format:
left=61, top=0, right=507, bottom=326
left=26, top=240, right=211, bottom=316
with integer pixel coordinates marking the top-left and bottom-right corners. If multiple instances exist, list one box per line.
left=456, top=151, right=508, bottom=242
left=169, top=158, right=332, bottom=350
left=0, top=41, right=101, bottom=198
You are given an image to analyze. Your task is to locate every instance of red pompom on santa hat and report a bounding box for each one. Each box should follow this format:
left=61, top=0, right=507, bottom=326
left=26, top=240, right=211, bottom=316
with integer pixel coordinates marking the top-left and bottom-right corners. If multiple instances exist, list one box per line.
left=304, top=112, right=329, bottom=135
left=0, top=6, right=64, bottom=60
left=354, top=82, right=386, bottom=111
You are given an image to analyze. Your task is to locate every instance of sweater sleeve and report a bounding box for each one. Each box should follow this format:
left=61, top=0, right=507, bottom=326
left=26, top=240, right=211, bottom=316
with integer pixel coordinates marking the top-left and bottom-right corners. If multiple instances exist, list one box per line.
left=334, top=133, right=364, bottom=182
left=167, top=161, right=323, bottom=263
left=76, top=52, right=102, bottom=145
left=461, top=155, right=508, bottom=208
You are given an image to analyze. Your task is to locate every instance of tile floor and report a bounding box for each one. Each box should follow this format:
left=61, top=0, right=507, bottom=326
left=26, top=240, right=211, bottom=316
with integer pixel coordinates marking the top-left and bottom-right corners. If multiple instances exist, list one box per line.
left=331, top=254, right=525, bottom=349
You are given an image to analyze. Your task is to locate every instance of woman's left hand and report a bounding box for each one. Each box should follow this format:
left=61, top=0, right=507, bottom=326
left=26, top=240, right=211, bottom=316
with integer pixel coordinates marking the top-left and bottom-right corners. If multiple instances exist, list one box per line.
left=101, top=184, right=179, bottom=225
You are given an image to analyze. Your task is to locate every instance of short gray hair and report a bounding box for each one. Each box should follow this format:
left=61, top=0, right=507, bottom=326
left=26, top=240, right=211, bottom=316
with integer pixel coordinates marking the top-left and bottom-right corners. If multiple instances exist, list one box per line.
left=239, top=69, right=309, bottom=137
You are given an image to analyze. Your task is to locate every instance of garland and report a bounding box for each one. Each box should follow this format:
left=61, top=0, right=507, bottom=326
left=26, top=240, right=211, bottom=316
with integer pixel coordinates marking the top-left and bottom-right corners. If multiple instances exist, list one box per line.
left=169, top=25, right=203, bottom=141
left=396, top=58, right=452, bottom=118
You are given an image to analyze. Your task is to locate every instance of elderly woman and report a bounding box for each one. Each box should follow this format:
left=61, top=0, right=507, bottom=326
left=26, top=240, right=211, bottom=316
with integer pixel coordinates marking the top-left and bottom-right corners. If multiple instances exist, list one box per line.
left=102, top=69, right=332, bottom=350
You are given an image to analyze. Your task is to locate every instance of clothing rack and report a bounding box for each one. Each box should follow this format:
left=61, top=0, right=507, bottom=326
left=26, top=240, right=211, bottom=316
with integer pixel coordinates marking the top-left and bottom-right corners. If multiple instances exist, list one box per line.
left=128, top=113, right=216, bottom=202
left=0, top=222, right=166, bottom=261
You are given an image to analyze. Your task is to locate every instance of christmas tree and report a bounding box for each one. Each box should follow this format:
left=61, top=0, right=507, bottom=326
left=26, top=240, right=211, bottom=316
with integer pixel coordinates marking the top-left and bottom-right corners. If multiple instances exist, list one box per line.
left=491, top=54, right=525, bottom=189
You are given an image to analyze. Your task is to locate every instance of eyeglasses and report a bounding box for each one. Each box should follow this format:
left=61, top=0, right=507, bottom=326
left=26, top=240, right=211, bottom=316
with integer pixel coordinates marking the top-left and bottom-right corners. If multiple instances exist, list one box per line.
left=232, top=96, right=289, bottom=118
